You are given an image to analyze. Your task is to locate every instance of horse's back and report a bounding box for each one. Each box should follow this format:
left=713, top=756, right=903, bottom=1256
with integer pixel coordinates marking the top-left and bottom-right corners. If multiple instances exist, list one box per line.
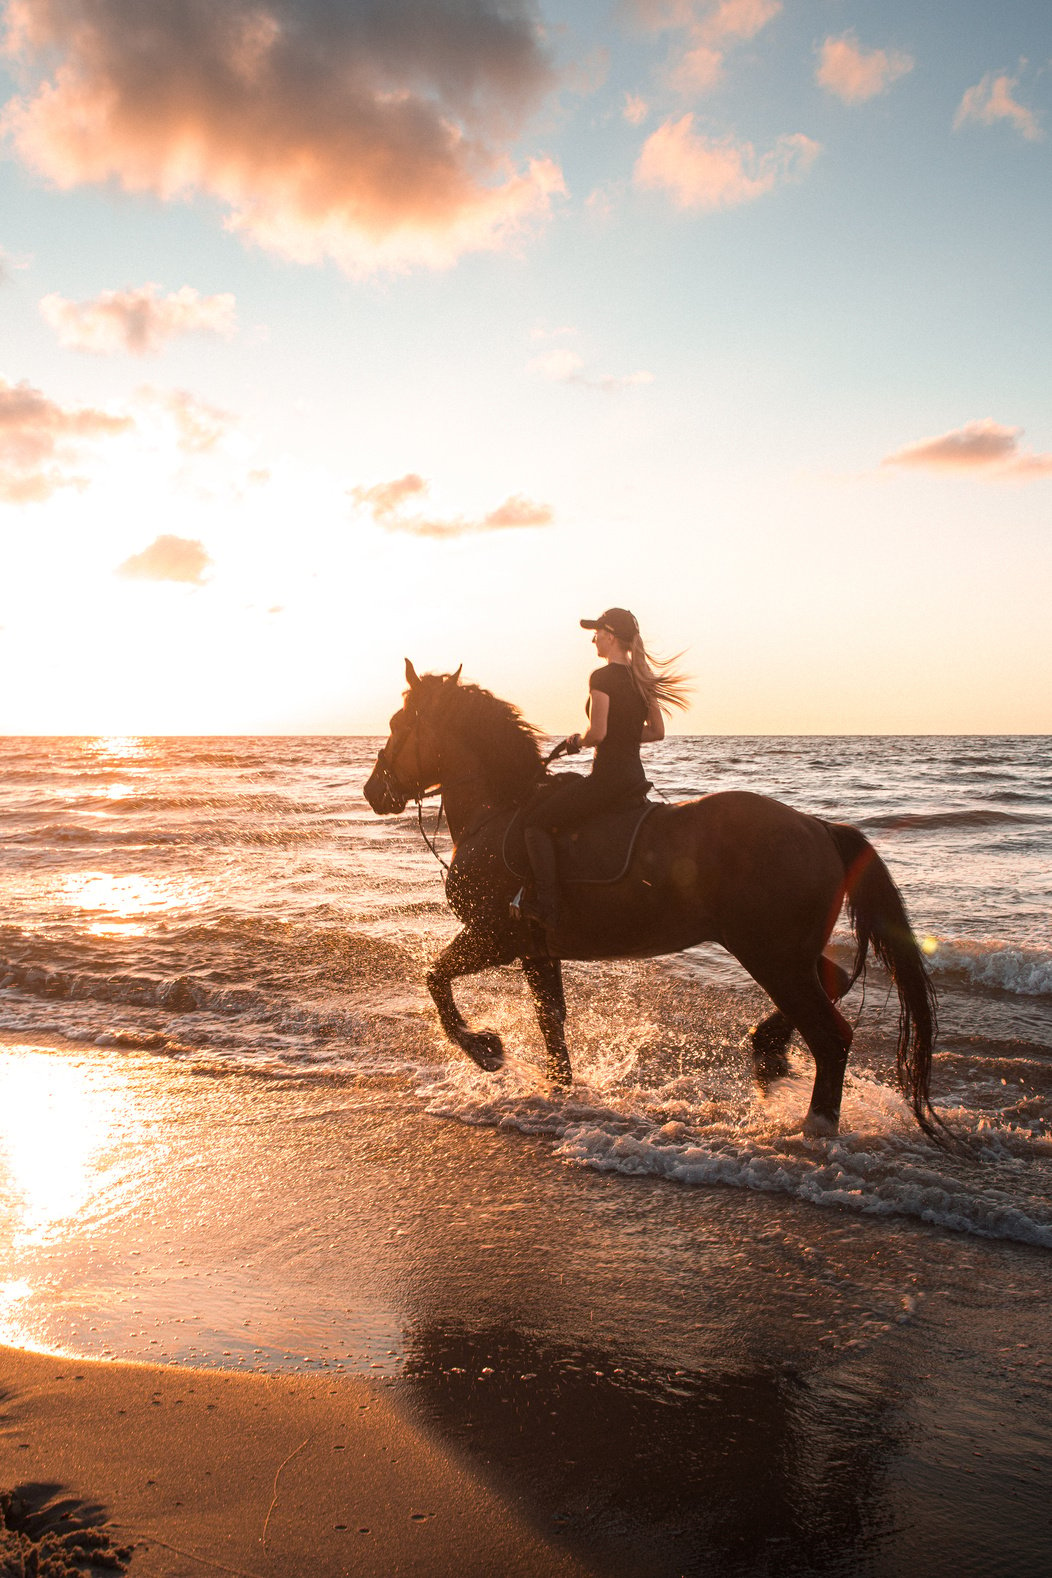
left=636, top=790, right=846, bottom=940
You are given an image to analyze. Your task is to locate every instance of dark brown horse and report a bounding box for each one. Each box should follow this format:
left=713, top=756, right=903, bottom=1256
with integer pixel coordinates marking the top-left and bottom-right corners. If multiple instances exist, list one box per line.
left=363, top=663, right=942, bottom=1142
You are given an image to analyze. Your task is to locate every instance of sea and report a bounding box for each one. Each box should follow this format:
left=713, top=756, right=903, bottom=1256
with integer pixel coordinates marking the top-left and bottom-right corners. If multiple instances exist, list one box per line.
left=4, top=732, right=1052, bottom=1575
left=1, top=732, right=1050, bottom=1247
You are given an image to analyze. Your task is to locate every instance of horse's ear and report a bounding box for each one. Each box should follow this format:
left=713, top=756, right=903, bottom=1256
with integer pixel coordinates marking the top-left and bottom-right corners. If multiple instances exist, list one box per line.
left=405, top=658, right=420, bottom=689
left=449, top=664, right=462, bottom=684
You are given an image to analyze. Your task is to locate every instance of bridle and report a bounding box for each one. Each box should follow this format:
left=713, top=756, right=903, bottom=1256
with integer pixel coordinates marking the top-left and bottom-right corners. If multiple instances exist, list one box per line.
left=375, top=714, right=578, bottom=880
left=373, top=710, right=452, bottom=874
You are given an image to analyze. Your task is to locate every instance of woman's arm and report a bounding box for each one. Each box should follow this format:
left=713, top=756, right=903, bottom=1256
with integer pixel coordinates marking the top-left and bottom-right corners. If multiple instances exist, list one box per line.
left=577, top=689, right=609, bottom=748
left=640, top=698, right=665, bottom=743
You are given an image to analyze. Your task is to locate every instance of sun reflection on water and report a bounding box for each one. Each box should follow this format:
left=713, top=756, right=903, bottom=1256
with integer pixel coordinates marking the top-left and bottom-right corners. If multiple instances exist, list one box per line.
left=57, top=870, right=206, bottom=935
left=0, top=1047, right=132, bottom=1249
left=87, top=736, right=148, bottom=762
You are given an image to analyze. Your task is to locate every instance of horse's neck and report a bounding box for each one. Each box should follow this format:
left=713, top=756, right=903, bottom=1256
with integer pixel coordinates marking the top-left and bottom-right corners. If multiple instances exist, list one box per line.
left=440, top=746, right=530, bottom=843
left=439, top=746, right=490, bottom=842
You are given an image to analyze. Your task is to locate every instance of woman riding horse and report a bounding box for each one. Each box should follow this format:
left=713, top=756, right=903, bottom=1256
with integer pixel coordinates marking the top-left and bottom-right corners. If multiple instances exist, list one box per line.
left=519, top=608, right=689, bottom=943
left=363, top=664, right=946, bottom=1144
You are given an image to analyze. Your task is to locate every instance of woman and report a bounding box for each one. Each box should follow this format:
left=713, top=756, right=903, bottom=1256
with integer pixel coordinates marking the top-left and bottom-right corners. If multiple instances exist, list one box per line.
left=517, top=607, right=690, bottom=939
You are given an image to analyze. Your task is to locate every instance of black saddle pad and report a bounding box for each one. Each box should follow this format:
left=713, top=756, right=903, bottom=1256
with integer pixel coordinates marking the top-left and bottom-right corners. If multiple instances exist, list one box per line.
left=503, top=793, right=656, bottom=886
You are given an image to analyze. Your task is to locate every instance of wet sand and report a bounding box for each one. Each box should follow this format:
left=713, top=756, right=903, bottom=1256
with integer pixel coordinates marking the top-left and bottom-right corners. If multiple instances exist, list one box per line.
left=2, top=1038, right=1052, bottom=1576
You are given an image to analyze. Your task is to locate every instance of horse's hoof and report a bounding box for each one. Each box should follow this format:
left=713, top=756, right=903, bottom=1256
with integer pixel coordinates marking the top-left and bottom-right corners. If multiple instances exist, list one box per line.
left=802, top=1110, right=839, bottom=1138
left=462, top=1032, right=504, bottom=1073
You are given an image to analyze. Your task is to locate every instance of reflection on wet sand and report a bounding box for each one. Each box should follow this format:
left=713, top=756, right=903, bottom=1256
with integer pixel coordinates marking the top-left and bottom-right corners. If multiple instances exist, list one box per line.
left=400, top=1321, right=902, bottom=1577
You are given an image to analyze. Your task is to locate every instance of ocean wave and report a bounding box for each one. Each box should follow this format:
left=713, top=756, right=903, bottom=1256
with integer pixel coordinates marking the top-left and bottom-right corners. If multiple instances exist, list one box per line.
left=927, top=939, right=1052, bottom=998
left=421, top=1060, right=1052, bottom=1249
left=865, top=809, right=1044, bottom=831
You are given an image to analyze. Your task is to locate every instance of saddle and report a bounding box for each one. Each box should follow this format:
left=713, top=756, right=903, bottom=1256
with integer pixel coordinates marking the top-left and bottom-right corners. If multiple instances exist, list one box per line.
left=502, top=785, right=656, bottom=886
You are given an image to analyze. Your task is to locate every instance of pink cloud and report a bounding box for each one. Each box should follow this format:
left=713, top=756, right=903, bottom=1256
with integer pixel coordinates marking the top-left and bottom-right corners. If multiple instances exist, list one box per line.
left=528, top=347, right=653, bottom=391
left=39, top=283, right=237, bottom=353
left=816, top=34, right=914, bottom=105
left=2, top=0, right=564, bottom=274
left=636, top=0, right=781, bottom=99
left=116, top=533, right=212, bottom=584
left=351, top=474, right=429, bottom=520
left=635, top=0, right=780, bottom=44
left=483, top=495, right=554, bottom=528
left=635, top=116, right=819, bottom=209
left=623, top=92, right=650, bottom=126
left=351, top=473, right=552, bottom=539
left=0, top=373, right=131, bottom=502
left=138, top=387, right=235, bottom=455
left=883, top=419, right=1052, bottom=477
left=954, top=72, right=1043, bottom=142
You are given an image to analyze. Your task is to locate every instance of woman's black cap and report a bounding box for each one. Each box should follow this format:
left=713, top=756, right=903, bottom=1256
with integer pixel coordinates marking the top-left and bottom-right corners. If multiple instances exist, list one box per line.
left=580, top=607, right=639, bottom=644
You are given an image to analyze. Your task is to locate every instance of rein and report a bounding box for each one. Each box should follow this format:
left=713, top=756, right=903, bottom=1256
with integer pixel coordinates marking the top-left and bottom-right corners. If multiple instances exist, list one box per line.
left=417, top=795, right=450, bottom=876
left=383, top=730, right=579, bottom=881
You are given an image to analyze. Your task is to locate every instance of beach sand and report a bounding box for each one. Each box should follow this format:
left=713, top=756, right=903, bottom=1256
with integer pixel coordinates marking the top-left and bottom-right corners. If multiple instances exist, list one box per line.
left=2, top=1037, right=1052, bottom=1576
left=0, top=1342, right=589, bottom=1576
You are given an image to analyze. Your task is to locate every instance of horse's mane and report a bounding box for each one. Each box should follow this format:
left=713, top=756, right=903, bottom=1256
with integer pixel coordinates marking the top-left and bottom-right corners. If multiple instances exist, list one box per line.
left=430, top=678, right=544, bottom=804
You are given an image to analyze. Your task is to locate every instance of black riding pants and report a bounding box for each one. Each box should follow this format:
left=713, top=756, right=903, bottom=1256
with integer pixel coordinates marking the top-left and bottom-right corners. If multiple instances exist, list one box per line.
left=522, top=768, right=646, bottom=835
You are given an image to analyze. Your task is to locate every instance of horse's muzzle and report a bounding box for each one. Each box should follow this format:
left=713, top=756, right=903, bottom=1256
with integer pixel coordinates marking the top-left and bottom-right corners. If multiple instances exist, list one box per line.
left=363, top=755, right=408, bottom=815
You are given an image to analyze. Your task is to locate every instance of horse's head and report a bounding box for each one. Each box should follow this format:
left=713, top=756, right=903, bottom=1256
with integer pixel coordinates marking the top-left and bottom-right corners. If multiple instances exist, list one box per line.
left=363, top=658, right=462, bottom=814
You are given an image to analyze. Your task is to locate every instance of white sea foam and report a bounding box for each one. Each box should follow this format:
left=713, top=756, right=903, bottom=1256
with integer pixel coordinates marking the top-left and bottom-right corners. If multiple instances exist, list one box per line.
left=421, top=1055, right=1052, bottom=1250
left=927, top=938, right=1052, bottom=998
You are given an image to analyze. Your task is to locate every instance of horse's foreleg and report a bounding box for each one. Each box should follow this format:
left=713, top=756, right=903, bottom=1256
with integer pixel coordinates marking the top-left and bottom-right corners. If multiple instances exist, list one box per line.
left=426, top=928, right=517, bottom=1073
left=522, top=956, right=571, bottom=1085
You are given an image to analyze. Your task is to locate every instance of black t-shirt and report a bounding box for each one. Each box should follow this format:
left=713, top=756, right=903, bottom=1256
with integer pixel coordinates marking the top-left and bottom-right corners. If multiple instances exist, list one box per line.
left=588, top=664, right=647, bottom=781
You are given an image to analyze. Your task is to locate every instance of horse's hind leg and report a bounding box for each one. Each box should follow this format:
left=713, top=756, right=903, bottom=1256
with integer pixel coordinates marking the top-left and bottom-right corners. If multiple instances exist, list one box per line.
left=751, top=956, right=854, bottom=1095
left=522, top=956, right=572, bottom=1085
left=750, top=1010, right=794, bottom=1092
left=745, top=962, right=854, bottom=1136
left=426, top=927, right=518, bottom=1072
left=818, top=955, right=853, bottom=1003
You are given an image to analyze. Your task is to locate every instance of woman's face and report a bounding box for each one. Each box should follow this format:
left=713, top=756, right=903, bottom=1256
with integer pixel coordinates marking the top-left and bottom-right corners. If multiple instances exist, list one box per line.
left=592, top=625, right=627, bottom=661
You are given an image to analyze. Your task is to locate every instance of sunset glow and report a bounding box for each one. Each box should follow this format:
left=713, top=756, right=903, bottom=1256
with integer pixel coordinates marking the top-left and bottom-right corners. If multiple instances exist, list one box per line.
left=1, top=1, right=1049, bottom=735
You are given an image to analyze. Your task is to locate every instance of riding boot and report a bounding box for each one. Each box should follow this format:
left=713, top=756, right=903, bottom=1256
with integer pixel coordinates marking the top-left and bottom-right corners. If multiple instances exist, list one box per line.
left=523, top=828, right=560, bottom=944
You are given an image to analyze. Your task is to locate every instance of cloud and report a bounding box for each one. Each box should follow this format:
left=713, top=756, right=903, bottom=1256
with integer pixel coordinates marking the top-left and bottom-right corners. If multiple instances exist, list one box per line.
left=528, top=347, right=654, bottom=391
left=882, top=419, right=1052, bottom=477
left=0, top=373, right=132, bottom=502
left=636, top=0, right=779, bottom=44
left=954, top=72, right=1043, bottom=142
left=116, top=533, right=212, bottom=584
left=816, top=34, right=914, bottom=104
left=635, top=0, right=781, bottom=96
left=635, top=116, right=819, bottom=209
left=2, top=0, right=564, bottom=274
left=351, top=472, right=552, bottom=539
left=39, top=283, right=237, bottom=353
left=623, top=92, right=650, bottom=126
left=137, top=387, right=235, bottom=455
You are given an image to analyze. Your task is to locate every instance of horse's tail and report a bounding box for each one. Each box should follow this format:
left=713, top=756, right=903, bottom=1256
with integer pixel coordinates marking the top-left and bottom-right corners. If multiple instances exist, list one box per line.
left=825, top=821, right=946, bottom=1144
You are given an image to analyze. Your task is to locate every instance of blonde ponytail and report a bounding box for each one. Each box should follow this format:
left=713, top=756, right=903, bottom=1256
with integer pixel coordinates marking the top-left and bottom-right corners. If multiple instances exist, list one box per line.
left=629, top=635, right=692, bottom=717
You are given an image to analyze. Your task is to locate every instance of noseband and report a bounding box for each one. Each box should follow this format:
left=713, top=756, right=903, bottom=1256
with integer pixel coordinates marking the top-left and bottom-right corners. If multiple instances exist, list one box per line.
left=375, top=720, right=440, bottom=805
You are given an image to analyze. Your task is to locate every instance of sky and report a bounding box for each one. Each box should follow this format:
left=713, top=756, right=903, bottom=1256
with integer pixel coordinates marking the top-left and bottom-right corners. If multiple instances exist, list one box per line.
left=1, top=0, right=1050, bottom=736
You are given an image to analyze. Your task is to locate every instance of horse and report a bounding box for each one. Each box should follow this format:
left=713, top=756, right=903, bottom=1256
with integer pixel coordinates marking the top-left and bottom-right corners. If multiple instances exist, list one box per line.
left=363, top=662, right=943, bottom=1143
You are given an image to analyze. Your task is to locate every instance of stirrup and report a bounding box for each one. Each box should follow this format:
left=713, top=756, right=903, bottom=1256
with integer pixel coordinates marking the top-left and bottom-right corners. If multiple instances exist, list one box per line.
left=510, top=886, right=546, bottom=924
